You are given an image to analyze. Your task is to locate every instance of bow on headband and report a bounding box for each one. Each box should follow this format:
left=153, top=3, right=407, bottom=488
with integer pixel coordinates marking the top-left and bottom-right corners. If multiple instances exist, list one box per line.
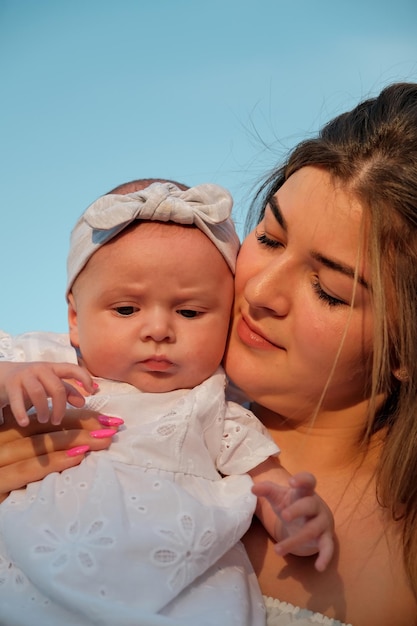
left=66, top=182, right=240, bottom=295
left=84, top=182, right=232, bottom=233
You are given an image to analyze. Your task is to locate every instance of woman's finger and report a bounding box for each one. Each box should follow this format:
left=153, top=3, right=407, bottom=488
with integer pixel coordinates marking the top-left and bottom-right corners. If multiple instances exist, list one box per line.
left=0, top=407, right=111, bottom=440
left=0, top=414, right=120, bottom=501
left=0, top=427, right=116, bottom=467
left=0, top=449, right=91, bottom=502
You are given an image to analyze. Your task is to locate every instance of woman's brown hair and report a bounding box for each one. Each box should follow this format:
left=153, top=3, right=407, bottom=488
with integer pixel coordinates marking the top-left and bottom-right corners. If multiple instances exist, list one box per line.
left=247, top=82, right=417, bottom=597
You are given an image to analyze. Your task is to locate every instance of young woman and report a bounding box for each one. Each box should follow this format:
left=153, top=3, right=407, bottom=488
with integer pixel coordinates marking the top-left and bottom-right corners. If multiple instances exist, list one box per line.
left=1, top=82, right=417, bottom=625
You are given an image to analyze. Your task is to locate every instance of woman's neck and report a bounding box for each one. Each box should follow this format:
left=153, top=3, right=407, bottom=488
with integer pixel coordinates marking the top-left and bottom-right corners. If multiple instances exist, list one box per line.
left=251, top=401, right=383, bottom=477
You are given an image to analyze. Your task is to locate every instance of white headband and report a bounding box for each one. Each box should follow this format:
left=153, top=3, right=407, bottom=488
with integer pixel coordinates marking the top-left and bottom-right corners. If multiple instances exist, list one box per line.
left=66, top=182, right=240, bottom=295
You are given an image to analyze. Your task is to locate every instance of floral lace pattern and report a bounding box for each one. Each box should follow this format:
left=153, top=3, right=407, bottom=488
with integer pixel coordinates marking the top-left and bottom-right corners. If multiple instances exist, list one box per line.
left=152, top=514, right=216, bottom=592
left=32, top=519, right=114, bottom=573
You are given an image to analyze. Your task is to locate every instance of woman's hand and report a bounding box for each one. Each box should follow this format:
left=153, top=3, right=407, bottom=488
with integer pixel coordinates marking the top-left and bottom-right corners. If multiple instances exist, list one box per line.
left=0, top=405, right=122, bottom=503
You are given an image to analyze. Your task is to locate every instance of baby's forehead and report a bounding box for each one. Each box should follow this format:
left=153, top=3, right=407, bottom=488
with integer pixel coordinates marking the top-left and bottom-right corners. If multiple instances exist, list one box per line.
left=117, top=220, right=228, bottom=251
left=126, top=220, right=200, bottom=237
left=76, top=223, right=231, bottom=289
left=96, top=220, right=226, bottom=260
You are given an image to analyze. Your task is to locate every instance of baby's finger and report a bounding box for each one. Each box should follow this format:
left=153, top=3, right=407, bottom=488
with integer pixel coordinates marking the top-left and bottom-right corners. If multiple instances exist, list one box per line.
left=26, top=369, right=88, bottom=425
left=6, top=387, right=32, bottom=427
left=274, top=523, right=319, bottom=556
left=48, top=381, right=87, bottom=425
left=35, top=368, right=88, bottom=424
left=280, top=494, right=329, bottom=524
left=274, top=535, right=315, bottom=558
left=314, top=532, right=335, bottom=572
left=61, top=367, right=95, bottom=395
left=65, top=382, right=90, bottom=406
left=43, top=363, right=94, bottom=393
left=288, top=471, right=317, bottom=496
left=8, top=375, right=50, bottom=425
left=252, top=480, right=292, bottom=513
left=22, top=364, right=93, bottom=425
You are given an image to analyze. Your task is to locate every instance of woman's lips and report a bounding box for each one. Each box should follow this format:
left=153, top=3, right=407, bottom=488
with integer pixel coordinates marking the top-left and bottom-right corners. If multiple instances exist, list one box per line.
left=236, top=315, right=280, bottom=350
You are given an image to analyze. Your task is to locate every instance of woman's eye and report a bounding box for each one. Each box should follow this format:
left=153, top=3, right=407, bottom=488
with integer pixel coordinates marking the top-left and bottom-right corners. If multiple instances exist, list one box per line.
left=178, top=309, right=200, bottom=319
left=115, top=306, right=138, bottom=316
left=255, top=230, right=283, bottom=249
left=312, top=279, right=346, bottom=307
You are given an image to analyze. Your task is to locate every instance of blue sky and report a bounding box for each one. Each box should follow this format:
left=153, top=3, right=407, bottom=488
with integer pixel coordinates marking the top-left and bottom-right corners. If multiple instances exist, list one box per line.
left=1, top=0, right=417, bottom=334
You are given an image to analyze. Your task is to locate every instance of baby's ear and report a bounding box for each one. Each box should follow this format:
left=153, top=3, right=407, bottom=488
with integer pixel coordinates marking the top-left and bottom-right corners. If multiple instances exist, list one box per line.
left=67, top=292, right=80, bottom=348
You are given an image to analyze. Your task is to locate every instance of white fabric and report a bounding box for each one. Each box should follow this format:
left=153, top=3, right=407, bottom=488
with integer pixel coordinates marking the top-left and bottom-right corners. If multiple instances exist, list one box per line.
left=0, top=331, right=278, bottom=625
left=264, top=596, right=352, bottom=626
left=66, top=182, right=240, bottom=294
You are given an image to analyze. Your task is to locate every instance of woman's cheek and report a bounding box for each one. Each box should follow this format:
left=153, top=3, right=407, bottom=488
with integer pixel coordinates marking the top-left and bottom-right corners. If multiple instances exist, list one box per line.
left=292, top=305, right=346, bottom=368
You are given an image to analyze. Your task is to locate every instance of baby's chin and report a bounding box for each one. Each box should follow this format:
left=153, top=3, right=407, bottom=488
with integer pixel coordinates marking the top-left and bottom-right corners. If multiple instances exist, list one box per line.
left=128, top=368, right=221, bottom=394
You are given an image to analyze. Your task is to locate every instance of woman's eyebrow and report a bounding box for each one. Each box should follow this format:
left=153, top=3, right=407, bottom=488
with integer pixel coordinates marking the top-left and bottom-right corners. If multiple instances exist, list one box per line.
left=268, top=193, right=369, bottom=289
left=311, top=251, right=369, bottom=289
left=268, top=195, right=288, bottom=232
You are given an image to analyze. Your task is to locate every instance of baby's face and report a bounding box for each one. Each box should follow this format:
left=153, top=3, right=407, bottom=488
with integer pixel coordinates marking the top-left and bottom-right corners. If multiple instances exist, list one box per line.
left=68, top=221, right=234, bottom=392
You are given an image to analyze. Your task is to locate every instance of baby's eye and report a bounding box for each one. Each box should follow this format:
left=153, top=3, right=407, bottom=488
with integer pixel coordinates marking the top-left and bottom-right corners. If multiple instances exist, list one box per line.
left=114, top=306, right=138, bottom=316
left=178, top=309, right=200, bottom=319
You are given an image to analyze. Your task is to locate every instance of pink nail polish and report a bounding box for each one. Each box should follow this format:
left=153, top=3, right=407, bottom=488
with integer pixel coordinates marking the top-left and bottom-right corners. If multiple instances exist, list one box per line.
left=98, top=415, right=124, bottom=427
left=66, top=445, right=90, bottom=457
left=93, top=382, right=100, bottom=390
left=90, top=428, right=117, bottom=439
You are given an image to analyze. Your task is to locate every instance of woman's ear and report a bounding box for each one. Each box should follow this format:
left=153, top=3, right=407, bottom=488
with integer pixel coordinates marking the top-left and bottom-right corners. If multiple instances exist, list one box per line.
left=67, top=292, right=80, bottom=348
left=393, top=367, right=409, bottom=382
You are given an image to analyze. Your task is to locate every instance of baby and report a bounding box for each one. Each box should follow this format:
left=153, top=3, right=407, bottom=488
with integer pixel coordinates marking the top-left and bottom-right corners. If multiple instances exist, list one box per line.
left=0, top=180, right=334, bottom=625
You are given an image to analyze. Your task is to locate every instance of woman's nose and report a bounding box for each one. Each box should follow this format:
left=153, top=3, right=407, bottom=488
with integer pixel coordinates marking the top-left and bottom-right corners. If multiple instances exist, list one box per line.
left=139, top=310, right=175, bottom=342
left=244, top=260, right=291, bottom=317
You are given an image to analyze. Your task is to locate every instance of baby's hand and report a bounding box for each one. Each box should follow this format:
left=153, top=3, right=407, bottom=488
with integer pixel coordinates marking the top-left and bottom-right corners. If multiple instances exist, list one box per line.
left=0, top=361, right=95, bottom=427
left=252, top=471, right=335, bottom=571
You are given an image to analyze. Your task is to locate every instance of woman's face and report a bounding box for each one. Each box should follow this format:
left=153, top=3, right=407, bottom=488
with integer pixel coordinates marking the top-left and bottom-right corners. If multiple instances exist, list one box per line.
left=224, top=166, right=375, bottom=422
